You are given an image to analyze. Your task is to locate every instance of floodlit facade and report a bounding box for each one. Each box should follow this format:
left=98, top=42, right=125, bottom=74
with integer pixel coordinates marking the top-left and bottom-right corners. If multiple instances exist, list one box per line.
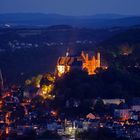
left=57, top=64, right=70, bottom=77
left=81, top=51, right=100, bottom=75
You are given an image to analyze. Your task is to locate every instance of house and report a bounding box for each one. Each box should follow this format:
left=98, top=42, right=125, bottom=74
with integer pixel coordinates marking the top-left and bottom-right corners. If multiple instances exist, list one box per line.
left=130, top=111, right=139, bottom=121
left=131, top=105, right=140, bottom=112
left=102, top=99, right=125, bottom=105
left=114, top=108, right=131, bottom=120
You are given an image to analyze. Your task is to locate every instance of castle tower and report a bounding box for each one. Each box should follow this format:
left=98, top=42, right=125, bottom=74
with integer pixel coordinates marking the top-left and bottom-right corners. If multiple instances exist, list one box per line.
left=96, top=52, right=101, bottom=67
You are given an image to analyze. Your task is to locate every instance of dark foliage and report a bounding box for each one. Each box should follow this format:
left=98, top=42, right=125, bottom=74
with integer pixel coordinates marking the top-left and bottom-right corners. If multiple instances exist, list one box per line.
left=76, top=128, right=129, bottom=140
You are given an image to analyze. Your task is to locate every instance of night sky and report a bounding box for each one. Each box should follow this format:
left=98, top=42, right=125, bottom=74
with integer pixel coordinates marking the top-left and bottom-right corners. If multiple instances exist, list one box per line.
left=0, top=0, right=140, bottom=16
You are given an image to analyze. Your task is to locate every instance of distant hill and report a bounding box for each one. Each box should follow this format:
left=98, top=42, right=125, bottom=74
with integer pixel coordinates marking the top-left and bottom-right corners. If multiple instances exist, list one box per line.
left=81, top=13, right=130, bottom=19
left=0, top=13, right=140, bottom=28
left=0, top=25, right=123, bottom=50
left=100, top=27, right=140, bottom=46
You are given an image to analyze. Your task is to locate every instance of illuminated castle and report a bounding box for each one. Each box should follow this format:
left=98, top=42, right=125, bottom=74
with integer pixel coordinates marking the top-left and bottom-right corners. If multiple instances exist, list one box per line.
left=81, top=51, right=100, bottom=75
left=56, top=50, right=101, bottom=77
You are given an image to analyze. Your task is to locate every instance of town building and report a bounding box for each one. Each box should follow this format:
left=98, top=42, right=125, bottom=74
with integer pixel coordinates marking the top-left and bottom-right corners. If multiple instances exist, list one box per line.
left=114, top=108, right=131, bottom=120
left=102, top=99, right=125, bottom=105
left=131, top=105, right=140, bottom=112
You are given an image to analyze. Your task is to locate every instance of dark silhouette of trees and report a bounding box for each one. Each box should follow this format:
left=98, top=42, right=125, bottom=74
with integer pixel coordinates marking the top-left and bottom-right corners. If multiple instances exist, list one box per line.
left=53, top=65, right=140, bottom=114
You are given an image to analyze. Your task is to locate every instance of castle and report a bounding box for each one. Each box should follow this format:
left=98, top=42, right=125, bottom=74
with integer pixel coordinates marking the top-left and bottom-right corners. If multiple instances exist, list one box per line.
left=56, top=50, right=101, bottom=77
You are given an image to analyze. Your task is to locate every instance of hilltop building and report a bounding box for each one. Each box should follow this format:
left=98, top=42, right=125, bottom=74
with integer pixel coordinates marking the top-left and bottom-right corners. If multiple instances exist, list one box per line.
left=81, top=51, right=100, bottom=75
left=56, top=50, right=101, bottom=76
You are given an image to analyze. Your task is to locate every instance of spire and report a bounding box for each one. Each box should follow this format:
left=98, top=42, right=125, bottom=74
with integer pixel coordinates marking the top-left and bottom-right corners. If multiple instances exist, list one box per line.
left=66, top=48, right=70, bottom=57
left=97, top=52, right=101, bottom=67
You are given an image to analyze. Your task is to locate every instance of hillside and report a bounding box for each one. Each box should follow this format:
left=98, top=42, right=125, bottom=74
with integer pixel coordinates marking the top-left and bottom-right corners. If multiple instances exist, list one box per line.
left=0, top=25, right=123, bottom=50
left=0, top=26, right=140, bottom=84
left=0, top=26, right=122, bottom=84
left=101, top=27, right=140, bottom=46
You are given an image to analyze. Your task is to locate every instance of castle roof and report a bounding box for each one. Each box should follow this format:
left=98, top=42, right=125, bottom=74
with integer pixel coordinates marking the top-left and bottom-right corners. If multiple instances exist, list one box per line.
left=57, top=56, right=82, bottom=66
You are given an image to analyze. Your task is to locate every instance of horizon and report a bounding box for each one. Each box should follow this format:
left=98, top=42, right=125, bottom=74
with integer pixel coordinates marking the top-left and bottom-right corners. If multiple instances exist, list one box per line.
left=0, top=12, right=140, bottom=17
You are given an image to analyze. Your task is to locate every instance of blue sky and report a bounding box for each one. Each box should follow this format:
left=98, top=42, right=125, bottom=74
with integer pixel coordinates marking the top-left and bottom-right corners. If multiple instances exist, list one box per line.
left=0, top=0, right=140, bottom=16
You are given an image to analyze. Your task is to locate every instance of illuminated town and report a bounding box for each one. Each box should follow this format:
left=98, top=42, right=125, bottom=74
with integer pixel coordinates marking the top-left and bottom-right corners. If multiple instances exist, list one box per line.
left=0, top=46, right=140, bottom=140
left=0, top=1, right=140, bottom=140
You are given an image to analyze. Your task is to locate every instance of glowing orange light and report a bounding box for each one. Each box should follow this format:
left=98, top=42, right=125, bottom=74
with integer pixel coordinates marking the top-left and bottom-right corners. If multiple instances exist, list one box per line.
left=5, top=127, right=9, bottom=135
left=51, top=111, right=57, bottom=117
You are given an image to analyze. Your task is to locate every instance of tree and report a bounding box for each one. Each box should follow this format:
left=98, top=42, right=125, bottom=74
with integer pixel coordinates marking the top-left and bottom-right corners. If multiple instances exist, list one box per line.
left=94, top=99, right=105, bottom=115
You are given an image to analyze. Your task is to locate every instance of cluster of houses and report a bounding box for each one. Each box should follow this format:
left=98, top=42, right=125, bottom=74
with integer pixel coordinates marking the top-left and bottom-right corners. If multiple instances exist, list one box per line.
left=110, top=98, right=140, bottom=121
